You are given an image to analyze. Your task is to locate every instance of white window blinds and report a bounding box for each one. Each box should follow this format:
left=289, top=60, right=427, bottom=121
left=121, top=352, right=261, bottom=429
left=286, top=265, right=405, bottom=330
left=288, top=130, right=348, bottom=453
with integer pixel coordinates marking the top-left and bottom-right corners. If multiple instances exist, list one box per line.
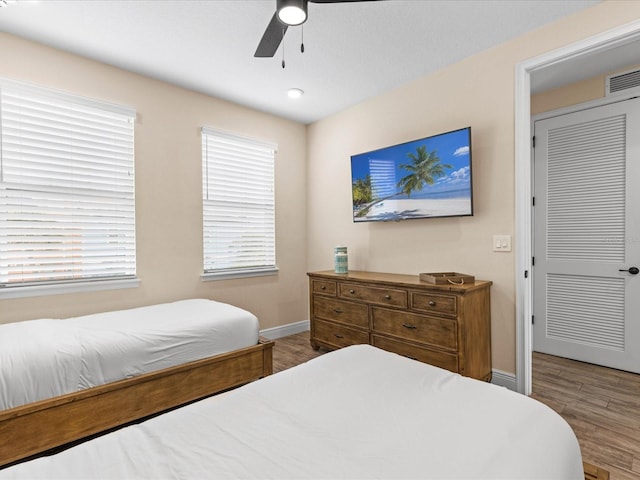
left=0, top=79, right=136, bottom=288
left=201, top=127, right=277, bottom=277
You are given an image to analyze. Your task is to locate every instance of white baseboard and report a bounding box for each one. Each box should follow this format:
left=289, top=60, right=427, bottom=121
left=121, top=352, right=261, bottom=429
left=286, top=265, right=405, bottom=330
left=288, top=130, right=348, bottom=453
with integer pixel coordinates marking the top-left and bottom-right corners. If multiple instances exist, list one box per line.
left=260, top=320, right=310, bottom=340
left=491, top=369, right=517, bottom=391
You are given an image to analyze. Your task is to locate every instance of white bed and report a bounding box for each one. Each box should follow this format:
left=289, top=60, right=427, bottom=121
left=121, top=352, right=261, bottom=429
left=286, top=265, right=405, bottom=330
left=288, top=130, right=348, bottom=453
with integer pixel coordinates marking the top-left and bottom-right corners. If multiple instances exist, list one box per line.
left=0, top=298, right=259, bottom=411
left=0, top=344, right=584, bottom=479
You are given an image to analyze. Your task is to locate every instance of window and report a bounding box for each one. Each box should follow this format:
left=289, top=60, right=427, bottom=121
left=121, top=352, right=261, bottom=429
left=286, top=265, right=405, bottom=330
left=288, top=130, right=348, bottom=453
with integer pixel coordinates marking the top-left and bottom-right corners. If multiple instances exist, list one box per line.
left=0, top=79, right=136, bottom=295
left=201, top=127, right=277, bottom=279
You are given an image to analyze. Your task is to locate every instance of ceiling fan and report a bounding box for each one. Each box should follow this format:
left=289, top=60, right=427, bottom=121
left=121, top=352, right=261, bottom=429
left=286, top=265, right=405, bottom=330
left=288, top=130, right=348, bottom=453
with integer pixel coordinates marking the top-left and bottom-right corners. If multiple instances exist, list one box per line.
left=254, top=0, right=377, bottom=58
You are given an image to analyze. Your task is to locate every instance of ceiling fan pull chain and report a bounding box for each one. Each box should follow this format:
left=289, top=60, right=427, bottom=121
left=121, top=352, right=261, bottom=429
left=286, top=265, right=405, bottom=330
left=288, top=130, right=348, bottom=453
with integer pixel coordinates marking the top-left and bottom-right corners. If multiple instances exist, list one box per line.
left=282, top=26, right=286, bottom=68
left=301, top=25, right=305, bottom=53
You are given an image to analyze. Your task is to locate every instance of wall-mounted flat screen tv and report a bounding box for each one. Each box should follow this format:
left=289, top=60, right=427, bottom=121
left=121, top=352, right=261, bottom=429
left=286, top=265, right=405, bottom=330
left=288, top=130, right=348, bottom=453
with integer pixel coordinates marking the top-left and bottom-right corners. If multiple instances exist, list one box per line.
left=350, top=127, right=473, bottom=222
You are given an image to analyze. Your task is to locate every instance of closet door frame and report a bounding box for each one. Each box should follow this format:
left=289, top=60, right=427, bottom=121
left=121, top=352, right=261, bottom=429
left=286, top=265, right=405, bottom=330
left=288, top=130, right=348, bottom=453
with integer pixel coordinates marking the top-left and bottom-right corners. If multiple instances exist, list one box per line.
left=514, top=19, right=640, bottom=395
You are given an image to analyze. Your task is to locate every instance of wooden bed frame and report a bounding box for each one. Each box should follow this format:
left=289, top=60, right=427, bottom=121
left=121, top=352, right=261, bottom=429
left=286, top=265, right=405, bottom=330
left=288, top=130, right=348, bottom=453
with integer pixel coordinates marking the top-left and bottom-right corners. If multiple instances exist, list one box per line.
left=584, top=462, right=610, bottom=480
left=0, top=337, right=273, bottom=468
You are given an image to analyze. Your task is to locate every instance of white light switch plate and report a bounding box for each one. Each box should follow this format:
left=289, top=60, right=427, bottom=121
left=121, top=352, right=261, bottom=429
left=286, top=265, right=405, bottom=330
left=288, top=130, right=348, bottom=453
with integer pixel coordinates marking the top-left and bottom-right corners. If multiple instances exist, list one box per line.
left=493, top=235, right=512, bottom=252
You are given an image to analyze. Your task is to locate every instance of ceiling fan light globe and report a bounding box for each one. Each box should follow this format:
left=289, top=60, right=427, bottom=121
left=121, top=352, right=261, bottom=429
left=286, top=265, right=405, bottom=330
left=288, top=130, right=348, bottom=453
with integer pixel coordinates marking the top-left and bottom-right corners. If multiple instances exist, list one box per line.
left=288, top=88, right=304, bottom=99
left=277, top=0, right=308, bottom=26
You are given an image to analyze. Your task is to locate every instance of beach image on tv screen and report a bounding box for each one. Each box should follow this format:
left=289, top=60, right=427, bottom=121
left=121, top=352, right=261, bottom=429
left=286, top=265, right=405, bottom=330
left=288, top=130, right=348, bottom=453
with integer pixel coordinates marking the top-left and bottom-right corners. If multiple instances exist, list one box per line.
left=350, top=127, right=472, bottom=222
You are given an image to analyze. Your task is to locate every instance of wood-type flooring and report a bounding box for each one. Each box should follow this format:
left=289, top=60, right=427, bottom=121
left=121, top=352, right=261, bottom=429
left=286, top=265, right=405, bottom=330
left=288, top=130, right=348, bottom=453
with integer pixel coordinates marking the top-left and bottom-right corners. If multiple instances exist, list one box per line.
left=532, top=351, right=639, bottom=480
left=273, top=332, right=628, bottom=480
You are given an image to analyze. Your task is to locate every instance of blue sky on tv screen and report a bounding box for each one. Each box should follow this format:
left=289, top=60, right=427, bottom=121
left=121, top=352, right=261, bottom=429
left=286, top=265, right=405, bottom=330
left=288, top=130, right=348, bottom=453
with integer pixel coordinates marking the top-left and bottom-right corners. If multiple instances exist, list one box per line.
left=351, top=127, right=471, bottom=197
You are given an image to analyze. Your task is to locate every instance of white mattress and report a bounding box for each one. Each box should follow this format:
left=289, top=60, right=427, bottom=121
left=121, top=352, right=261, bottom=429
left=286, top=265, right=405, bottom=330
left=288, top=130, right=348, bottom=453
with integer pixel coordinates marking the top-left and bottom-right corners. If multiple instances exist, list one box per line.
left=0, top=299, right=259, bottom=411
left=0, top=345, right=584, bottom=479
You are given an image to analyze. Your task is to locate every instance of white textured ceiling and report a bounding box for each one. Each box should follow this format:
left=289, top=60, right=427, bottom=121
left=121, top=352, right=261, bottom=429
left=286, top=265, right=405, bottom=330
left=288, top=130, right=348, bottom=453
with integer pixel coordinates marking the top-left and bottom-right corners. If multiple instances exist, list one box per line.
left=0, top=0, right=604, bottom=124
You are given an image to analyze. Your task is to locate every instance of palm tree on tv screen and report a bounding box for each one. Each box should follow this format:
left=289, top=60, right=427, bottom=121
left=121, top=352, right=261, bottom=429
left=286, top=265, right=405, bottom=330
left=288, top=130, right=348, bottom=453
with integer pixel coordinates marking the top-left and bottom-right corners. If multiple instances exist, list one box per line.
left=354, top=145, right=452, bottom=218
left=352, top=174, right=373, bottom=206
left=397, top=145, right=452, bottom=197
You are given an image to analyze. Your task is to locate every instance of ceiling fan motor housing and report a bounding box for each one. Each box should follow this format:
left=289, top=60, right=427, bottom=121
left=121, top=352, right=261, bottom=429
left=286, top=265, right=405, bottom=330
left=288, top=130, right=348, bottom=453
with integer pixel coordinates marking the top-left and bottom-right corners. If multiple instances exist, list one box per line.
left=256, top=0, right=371, bottom=58
left=277, top=0, right=308, bottom=26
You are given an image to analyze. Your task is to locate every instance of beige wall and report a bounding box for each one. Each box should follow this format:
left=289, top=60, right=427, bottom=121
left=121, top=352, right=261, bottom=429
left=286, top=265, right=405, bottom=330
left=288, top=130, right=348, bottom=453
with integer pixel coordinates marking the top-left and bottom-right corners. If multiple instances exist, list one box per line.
left=307, top=0, right=640, bottom=374
left=0, top=33, right=309, bottom=330
left=532, top=63, right=640, bottom=116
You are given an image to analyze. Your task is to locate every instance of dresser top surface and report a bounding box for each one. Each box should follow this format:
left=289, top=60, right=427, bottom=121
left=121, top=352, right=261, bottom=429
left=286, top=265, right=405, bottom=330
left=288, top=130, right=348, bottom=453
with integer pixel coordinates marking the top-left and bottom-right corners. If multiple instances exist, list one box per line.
left=308, top=270, right=491, bottom=293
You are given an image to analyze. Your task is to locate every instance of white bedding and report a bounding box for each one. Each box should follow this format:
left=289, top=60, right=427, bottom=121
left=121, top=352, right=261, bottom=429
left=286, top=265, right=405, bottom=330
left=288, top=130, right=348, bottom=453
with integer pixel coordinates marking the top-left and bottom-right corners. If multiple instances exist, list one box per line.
left=0, top=299, right=259, bottom=410
left=0, top=345, right=584, bottom=479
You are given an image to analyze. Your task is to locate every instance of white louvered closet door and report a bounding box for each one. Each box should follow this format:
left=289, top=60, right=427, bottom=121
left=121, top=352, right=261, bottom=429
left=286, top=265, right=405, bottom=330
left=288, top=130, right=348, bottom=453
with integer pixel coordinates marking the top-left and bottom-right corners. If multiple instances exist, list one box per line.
left=533, top=97, right=640, bottom=373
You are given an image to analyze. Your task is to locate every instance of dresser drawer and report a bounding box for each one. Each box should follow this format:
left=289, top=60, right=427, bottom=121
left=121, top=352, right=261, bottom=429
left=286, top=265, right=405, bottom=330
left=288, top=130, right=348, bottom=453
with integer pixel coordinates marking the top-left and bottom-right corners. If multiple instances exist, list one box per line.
left=309, top=271, right=491, bottom=381
left=411, top=292, right=457, bottom=317
left=314, top=319, right=369, bottom=348
left=311, top=279, right=337, bottom=296
left=313, top=296, right=369, bottom=329
left=339, top=282, right=407, bottom=308
left=371, top=307, right=457, bottom=351
left=372, top=335, right=459, bottom=373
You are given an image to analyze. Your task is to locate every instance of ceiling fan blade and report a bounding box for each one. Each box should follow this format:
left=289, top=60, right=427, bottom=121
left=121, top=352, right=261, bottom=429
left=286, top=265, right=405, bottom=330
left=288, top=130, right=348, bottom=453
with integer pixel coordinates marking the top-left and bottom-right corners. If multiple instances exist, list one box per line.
left=254, top=12, right=288, bottom=58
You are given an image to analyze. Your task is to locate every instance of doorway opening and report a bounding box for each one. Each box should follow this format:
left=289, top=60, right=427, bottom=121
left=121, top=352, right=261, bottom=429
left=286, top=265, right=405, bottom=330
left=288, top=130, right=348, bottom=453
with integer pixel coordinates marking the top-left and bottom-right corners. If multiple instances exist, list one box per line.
left=532, top=96, right=640, bottom=373
left=515, top=19, right=640, bottom=395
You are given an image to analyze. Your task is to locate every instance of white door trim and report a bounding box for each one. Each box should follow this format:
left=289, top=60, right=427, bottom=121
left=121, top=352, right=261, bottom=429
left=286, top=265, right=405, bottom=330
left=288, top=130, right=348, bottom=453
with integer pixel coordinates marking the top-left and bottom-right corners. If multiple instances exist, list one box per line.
left=515, top=19, right=640, bottom=395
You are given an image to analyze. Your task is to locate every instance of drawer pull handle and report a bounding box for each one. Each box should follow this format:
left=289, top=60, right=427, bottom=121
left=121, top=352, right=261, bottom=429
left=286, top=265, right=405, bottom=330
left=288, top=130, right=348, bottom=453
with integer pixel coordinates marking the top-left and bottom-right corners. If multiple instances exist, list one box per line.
left=333, top=309, right=343, bottom=314
left=334, top=334, right=344, bottom=339
left=402, top=323, right=417, bottom=330
left=384, top=294, right=391, bottom=300
left=321, top=285, right=326, bottom=290
left=349, top=289, right=355, bottom=294
left=429, top=300, right=436, bottom=307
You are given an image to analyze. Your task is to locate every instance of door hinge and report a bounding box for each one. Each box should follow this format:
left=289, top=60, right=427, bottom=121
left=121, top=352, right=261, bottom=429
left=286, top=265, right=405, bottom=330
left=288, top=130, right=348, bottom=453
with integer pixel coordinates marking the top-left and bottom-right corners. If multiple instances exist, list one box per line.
left=532, top=136, right=536, bottom=148
left=532, top=196, right=535, bottom=206
left=532, top=256, right=535, bottom=266
left=532, top=315, right=535, bottom=325
left=524, top=270, right=529, bottom=278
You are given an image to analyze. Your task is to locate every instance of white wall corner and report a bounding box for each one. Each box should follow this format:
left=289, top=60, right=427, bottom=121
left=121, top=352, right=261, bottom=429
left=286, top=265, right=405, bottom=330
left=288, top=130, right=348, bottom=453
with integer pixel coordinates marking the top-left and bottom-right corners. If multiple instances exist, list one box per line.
left=491, top=369, right=517, bottom=391
left=260, top=320, right=310, bottom=340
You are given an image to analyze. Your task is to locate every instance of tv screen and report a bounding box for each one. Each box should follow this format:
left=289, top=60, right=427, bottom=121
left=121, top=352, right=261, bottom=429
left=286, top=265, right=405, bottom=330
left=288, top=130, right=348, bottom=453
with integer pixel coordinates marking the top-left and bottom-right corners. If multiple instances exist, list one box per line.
left=350, top=127, right=473, bottom=222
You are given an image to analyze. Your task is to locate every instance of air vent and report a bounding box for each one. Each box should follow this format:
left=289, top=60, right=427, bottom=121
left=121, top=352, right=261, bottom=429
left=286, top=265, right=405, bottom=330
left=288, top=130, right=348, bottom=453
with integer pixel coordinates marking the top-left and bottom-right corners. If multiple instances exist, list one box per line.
left=606, top=68, right=640, bottom=96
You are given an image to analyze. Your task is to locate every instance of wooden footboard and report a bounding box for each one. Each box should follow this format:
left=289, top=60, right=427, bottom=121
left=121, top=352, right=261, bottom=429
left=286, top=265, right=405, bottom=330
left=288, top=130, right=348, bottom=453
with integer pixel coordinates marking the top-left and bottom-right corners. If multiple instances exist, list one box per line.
left=0, top=337, right=274, bottom=467
left=584, top=462, right=610, bottom=480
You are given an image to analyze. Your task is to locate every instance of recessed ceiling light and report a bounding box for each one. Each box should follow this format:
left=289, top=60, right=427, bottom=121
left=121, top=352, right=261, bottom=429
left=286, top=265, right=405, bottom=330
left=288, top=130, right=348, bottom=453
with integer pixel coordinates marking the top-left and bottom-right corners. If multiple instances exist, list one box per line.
left=287, top=88, right=304, bottom=99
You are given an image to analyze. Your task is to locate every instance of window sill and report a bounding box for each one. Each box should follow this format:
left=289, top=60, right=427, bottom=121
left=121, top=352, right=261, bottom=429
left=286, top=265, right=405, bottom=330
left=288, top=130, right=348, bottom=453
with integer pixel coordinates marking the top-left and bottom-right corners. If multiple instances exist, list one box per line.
left=201, top=267, right=279, bottom=281
left=0, top=277, right=141, bottom=300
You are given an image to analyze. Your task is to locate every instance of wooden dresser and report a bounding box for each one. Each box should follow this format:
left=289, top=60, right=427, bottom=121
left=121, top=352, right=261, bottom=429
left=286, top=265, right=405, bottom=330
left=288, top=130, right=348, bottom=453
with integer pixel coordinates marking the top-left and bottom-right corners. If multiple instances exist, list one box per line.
left=308, top=270, right=492, bottom=381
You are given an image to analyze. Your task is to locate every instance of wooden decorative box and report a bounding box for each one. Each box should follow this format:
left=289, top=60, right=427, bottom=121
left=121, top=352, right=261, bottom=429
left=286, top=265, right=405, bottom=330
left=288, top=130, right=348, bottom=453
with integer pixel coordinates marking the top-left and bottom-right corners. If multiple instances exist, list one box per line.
left=419, top=272, right=475, bottom=285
